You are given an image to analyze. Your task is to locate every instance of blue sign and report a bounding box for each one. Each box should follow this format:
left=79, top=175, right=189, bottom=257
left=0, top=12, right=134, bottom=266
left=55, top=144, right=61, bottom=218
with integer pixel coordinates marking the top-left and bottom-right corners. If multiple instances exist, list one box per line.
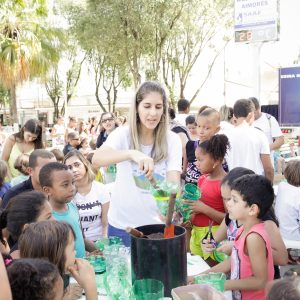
left=279, top=67, right=300, bottom=126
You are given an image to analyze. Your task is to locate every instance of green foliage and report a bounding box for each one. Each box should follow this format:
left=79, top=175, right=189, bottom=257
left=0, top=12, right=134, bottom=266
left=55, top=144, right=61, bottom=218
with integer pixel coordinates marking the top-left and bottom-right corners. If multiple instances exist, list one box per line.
left=0, top=0, right=63, bottom=122
left=63, top=0, right=233, bottom=108
left=0, top=83, right=10, bottom=106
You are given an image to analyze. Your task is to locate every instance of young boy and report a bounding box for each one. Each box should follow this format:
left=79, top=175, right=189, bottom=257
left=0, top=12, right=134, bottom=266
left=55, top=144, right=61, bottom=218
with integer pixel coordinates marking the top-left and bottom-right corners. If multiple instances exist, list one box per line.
left=225, top=99, right=274, bottom=182
left=63, top=132, right=80, bottom=156
left=184, top=107, right=220, bottom=185
left=203, top=174, right=275, bottom=300
left=39, top=162, right=87, bottom=258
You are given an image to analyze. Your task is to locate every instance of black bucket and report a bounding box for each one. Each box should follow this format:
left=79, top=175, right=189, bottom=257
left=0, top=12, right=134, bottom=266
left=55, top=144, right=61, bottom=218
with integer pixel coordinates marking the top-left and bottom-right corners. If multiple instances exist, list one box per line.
left=131, top=224, right=187, bottom=297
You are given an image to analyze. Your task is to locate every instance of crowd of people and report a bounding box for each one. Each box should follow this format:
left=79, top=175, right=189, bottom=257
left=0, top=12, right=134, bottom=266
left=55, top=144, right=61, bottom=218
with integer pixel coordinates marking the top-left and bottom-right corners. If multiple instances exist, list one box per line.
left=0, top=80, right=299, bottom=300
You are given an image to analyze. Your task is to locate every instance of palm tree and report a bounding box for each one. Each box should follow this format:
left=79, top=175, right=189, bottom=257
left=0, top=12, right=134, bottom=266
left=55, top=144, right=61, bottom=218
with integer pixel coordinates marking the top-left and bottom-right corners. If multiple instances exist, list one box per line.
left=0, top=0, right=61, bottom=123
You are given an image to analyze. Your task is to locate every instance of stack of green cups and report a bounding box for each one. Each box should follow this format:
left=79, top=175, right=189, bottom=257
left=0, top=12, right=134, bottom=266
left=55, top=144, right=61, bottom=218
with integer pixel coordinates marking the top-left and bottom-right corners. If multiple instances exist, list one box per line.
left=194, top=272, right=226, bottom=292
left=150, top=181, right=179, bottom=217
left=180, top=183, right=201, bottom=222
left=131, top=279, right=164, bottom=300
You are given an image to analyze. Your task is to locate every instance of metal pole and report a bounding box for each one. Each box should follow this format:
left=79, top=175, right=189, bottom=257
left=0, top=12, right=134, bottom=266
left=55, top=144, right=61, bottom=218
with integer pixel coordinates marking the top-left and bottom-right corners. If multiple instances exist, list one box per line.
left=252, top=42, right=263, bottom=99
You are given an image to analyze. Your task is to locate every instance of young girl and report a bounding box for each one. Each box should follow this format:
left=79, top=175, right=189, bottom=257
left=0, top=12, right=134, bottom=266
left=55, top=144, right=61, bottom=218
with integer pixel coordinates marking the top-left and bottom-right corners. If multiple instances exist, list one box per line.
left=201, top=167, right=287, bottom=278
left=1, top=119, right=43, bottom=178
left=19, top=220, right=98, bottom=300
left=64, top=150, right=110, bottom=241
left=78, top=137, right=90, bottom=158
left=92, top=81, right=182, bottom=246
left=10, top=154, right=29, bottom=186
left=184, top=134, right=229, bottom=265
left=7, top=258, right=64, bottom=300
left=0, top=160, right=11, bottom=203
left=0, top=253, right=12, bottom=300
left=0, top=191, right=52, bottom=258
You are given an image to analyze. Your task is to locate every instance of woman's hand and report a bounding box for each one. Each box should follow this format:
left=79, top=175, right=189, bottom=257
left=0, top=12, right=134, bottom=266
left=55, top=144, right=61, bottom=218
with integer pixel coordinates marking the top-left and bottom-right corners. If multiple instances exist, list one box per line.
left=130, top=150, right=154, bottom=179
left=183, top=200, right=207, bottom=214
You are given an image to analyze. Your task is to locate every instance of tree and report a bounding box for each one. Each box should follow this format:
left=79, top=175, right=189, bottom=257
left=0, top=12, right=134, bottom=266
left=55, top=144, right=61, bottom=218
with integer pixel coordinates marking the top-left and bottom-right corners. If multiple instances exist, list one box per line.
left=44, top=36, right=86, bottom=119
left=61, top=41, right=86, bottom=116
left=0, top=83, right=10, bottom=123
left=45, top=68, right=64, bottom=120
left=65, top=0, right=233, bottom=109
left=162, top=0, right=232, bottom=104
left=0, top=0, right=61, bottom=123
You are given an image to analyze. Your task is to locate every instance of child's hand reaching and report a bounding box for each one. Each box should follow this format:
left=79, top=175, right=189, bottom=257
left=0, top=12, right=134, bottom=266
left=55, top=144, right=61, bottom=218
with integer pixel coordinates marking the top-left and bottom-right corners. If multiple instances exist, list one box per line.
left=184, top=200, right=207, bottom=214
left=216, top=240, right=233, bottom=256
left=68, top=259, right=98, bottom=300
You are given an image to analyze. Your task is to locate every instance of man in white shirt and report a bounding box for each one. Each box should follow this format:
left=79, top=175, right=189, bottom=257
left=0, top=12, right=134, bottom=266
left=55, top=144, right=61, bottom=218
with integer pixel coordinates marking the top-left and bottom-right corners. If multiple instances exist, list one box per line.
left=225, top=99, right=274, bottom=182
left=249, top=97, right=284, bottom=166
left=174, top=98, right=190, bottom=126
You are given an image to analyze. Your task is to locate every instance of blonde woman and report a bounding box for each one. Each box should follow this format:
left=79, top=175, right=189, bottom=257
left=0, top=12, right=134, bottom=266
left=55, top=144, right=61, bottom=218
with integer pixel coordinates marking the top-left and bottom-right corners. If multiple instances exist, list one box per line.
left=92, top=81, right=182, bottom=246
left=64, top=150, right=109, bottom=241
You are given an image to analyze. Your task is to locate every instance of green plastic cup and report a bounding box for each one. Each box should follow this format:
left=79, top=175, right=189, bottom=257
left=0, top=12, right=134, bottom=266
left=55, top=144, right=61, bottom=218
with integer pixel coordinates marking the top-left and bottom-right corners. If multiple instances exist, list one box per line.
left=180, top=183, right=201, bottom=221
left=182, top=183, right=201, bottom=200
left=194, top=272, right=226, bottom=292
left=214, top=250, right=229, bottom=263
left=132, top=279, right=164, bottom=300
left=84, top=255, right=106, bottom=274
left=109, top=236, right=123, bottom=245
left=95, top=237, right=110, bottom=251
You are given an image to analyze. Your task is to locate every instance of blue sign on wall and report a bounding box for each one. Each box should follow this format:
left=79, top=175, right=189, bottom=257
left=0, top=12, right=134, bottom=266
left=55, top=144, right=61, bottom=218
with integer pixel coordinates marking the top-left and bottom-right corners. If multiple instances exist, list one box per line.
left=279, top=67, right=300, bottom=126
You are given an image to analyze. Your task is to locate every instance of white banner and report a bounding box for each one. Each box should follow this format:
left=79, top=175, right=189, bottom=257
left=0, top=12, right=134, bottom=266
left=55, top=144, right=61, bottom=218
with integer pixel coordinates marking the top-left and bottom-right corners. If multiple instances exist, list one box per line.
left=234, top=0, right=278, bottom=30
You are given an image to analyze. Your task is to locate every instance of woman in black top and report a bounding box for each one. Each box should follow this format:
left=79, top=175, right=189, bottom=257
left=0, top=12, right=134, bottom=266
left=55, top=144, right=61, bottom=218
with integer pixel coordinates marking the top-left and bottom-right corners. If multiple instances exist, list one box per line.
left=96, top=112, right=118, bottom=148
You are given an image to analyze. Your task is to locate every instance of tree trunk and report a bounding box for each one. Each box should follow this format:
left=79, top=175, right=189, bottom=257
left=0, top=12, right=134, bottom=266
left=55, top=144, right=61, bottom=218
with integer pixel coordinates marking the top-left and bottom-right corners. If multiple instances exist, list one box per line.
left=112, top=87, right=118, bottom=113
left=179, top=83, right=185, bottom=100
left=9, top=84, right=18, bottom=125
left=54, top=104, right=59, bottom=120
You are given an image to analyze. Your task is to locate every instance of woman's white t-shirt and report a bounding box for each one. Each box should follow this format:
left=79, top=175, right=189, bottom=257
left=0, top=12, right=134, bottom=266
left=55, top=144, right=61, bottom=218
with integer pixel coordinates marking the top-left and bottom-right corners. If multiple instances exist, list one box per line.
left=73, top=181, right=110, bottom=241
left=103, top=126, right=182, bottom=229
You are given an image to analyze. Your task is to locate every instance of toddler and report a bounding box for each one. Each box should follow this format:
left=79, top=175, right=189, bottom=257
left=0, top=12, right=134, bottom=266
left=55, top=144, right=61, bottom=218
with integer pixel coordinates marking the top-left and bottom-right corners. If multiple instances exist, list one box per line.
left=0, top=160, right=11, bottom=203
left=10, top=154, right=29, bottom=186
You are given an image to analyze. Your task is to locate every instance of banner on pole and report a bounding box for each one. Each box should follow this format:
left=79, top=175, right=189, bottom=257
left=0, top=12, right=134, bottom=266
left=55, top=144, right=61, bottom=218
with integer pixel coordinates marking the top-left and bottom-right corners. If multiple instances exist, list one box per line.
left=234, top=0, right=279, bottom=43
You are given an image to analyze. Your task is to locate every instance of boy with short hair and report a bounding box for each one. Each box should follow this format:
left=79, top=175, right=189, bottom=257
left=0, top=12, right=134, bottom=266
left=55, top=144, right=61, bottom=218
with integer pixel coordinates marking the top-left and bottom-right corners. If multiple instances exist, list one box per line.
left=184, top=107, right=221, bottom=185
left=63, top=132, right=80, bottom=156
left=203, top=174, right=275, bottom=300
left=39, top=162, right=86, bottom=258
left=225, top=99, right=274, bottom=182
